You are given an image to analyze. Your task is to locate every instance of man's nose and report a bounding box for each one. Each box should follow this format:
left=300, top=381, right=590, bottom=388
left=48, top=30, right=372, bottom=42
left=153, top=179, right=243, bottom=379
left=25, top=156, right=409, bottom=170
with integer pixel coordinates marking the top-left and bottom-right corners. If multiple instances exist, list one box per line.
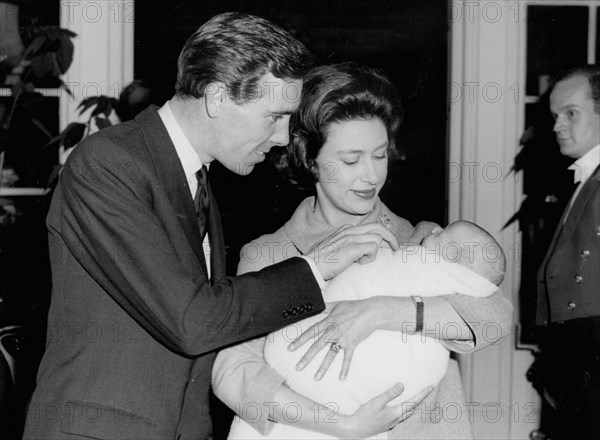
left=270, top=119, right=291, bottom=146
left=553, top=115, right=564, bottom=132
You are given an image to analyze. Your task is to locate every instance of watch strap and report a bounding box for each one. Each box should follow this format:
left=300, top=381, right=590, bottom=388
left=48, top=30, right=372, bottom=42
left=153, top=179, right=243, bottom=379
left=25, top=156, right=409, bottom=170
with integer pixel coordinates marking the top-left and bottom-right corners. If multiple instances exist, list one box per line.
left=411, top=295, right=424, bottom=333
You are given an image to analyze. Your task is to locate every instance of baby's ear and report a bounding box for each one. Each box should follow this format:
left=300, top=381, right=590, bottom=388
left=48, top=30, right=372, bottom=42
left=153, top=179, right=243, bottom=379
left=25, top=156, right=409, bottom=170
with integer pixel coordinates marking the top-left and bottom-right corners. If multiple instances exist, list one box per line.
left=408, top=221, right=442, bottom=244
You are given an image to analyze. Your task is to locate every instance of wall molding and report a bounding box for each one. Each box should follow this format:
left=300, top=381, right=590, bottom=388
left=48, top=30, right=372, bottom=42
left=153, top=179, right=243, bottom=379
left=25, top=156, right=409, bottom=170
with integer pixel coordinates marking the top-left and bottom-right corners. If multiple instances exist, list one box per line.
left=449, top=1, right=540, bottom=438
left=59, top=0, right=134, bottom=130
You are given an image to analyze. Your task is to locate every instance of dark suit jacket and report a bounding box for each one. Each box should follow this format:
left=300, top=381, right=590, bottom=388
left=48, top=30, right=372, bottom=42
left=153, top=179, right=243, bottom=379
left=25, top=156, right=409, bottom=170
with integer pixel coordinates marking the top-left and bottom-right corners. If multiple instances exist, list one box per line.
left=537, top=164, right=600, bottom=325
left=23, top=106, right=325, bottom=440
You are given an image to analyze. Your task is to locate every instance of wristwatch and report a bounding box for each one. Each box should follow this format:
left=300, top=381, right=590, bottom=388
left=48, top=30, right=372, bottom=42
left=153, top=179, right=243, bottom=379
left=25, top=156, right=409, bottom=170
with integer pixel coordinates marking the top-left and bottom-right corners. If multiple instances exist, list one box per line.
left=411, top=296, right=424, bottom=333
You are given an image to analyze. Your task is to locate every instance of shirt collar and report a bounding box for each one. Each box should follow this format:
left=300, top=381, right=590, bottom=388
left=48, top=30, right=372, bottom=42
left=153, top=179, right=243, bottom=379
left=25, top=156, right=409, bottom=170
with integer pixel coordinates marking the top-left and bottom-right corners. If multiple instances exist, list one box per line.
left=158, top=101, right=204, bottom=177
left=568, top=144, right=600, bottom=184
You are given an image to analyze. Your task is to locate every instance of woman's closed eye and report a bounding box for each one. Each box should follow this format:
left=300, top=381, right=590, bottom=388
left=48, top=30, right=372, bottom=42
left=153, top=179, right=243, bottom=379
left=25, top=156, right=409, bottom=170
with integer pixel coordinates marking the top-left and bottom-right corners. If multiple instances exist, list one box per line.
left=341, top=154, right=360, bottom=166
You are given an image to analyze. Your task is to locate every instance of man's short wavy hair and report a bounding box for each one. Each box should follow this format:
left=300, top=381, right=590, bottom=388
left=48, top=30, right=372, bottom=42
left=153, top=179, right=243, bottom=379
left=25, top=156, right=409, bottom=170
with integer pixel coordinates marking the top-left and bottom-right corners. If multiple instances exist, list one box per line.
left=278, top=62, right=403, bottom=189
left=175, top=12, right=313, bottom=103
left=553, top=64, right=600, bottom=114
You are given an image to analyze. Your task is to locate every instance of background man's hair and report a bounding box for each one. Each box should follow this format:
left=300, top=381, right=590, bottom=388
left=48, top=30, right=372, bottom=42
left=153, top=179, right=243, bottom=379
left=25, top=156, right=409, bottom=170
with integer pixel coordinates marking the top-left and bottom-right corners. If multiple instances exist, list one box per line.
left=175, top=12, right=314, bottom=102
left=553, top=64, right=600, bottom=114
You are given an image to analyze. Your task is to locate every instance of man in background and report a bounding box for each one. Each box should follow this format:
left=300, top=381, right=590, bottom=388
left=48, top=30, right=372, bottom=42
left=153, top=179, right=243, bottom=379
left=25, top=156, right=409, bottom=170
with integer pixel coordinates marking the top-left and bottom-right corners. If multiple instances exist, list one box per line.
left=537, top=64, right=600, bottom=439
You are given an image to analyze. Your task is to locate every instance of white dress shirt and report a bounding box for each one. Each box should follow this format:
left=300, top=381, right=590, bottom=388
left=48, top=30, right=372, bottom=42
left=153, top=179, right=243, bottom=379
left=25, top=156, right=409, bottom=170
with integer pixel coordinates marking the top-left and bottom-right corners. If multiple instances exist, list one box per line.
left=564, top=144, right=600, bottom=222
left=156, top=101, right=325, bottom=287
left=158, top=101, right=211, bottom=278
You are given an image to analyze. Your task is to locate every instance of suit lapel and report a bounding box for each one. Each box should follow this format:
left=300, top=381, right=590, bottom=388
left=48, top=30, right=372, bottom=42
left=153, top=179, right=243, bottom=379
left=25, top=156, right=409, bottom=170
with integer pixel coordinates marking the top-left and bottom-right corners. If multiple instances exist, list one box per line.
left=549, top=164, right=600, bottom=255
left=134, top=106, right=207, bottom=267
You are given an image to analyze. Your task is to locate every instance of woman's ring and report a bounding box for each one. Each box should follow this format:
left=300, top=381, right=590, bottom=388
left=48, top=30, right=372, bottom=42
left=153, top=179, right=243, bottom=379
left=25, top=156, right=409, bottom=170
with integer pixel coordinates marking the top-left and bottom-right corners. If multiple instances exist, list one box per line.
left=329, top=342, right=343, bottom=354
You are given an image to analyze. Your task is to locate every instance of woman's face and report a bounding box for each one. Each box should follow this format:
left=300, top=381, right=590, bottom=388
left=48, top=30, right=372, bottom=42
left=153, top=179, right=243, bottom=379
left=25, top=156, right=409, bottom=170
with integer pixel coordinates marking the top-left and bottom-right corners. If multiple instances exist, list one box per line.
left=314, top=118, right=389, bottom=224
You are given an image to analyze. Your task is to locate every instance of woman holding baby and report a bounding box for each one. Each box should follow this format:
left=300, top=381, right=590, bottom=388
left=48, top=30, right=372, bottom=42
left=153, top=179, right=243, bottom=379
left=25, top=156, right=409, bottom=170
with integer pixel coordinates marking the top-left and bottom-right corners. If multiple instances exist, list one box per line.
left=212, top=63, right=512, bottom=439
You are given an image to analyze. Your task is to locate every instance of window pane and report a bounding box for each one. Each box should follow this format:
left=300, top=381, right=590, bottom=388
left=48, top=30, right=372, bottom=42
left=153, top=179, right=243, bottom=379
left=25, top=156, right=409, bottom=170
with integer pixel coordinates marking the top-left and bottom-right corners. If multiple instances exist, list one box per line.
left=596, top=7, right=600, bottom=63
left=0, top=95, right=59, bottom=186
left=527, top=5, right=589, bottom=96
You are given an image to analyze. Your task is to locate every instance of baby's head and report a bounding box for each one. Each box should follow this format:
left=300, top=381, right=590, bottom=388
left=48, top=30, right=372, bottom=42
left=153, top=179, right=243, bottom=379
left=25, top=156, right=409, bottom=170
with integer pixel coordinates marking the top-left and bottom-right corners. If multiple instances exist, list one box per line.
left=422, top=220, right=506, bottom=286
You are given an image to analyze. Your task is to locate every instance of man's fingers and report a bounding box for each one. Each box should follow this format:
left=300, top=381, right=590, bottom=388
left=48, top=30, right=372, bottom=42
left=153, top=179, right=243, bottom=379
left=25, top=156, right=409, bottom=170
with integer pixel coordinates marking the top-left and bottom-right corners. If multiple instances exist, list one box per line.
left=347, top=224, right=399, bottom=251
left=356, top=242, right=379, bottom=264
left=375, top=227, right=399, bottom=251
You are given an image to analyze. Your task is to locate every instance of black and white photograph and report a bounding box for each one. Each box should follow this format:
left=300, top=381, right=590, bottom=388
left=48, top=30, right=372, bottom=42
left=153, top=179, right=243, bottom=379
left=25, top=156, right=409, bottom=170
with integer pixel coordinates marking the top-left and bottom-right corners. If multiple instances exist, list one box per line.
left=0, top=1, right=599, bottom=439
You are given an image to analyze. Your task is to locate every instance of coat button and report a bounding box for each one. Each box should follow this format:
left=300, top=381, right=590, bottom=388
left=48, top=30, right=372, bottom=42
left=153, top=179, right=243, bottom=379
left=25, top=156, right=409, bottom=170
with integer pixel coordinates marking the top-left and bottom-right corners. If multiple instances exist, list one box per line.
left=581, top=250, right=590, bottom=257
left=575, top=275, right=583, bottom=283
left=568, top=302, right=576, bottom=310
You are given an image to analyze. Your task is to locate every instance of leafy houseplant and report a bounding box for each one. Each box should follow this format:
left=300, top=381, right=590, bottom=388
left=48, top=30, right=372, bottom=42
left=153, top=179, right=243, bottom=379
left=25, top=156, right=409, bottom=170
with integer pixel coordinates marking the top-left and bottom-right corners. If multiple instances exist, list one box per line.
left=44, top=95, right=119, bottom=188
left=506, top=90, right=575, bottom=346
left=0, top=22, right=76, bottom=187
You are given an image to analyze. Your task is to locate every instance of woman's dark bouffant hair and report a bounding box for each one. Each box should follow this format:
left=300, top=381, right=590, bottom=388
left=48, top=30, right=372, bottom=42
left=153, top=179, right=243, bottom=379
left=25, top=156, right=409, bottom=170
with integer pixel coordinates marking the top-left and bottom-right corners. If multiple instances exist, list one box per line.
left=277, top=62, right=403, bottom=189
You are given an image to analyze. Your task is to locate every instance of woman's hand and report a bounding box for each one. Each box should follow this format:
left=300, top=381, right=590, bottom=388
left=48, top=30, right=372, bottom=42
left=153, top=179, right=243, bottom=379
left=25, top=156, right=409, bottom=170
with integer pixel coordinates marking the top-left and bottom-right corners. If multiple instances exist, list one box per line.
left=407, top=221, right=442, bottom=244
left=289, top=297, right=402, bottom=380
left=334, top=383, right=434, bottom=439
left=268, top=380, right=433, bottom=438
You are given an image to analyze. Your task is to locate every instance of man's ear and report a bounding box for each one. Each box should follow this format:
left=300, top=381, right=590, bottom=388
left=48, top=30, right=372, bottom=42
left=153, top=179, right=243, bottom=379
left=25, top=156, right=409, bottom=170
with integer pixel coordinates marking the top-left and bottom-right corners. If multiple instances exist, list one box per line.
left=204, top=81, right=227, bottom=117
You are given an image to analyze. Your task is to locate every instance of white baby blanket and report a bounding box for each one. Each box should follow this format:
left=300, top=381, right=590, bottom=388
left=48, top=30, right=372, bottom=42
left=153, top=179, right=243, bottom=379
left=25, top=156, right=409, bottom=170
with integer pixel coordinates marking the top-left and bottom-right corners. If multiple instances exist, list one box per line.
left=228, top=246, right=497, bottom=439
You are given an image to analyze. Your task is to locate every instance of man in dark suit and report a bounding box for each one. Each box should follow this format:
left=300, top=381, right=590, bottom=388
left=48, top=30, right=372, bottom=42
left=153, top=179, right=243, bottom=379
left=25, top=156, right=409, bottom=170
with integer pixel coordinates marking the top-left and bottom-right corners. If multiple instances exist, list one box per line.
left=537, top=65, right=600, bottom=439
left=22, top=13, right=406, bottom=440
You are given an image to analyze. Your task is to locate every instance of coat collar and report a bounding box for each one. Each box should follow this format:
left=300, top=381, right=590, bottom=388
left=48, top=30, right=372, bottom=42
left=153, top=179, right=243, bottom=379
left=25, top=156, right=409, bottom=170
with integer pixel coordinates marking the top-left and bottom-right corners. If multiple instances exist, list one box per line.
left=134, top=105, right=206, bottom=266
left=545, top=163, right=600, bottom=256
left=560, top=163, right=600, bottom=239
left=282, top=196, right=413, bottom=255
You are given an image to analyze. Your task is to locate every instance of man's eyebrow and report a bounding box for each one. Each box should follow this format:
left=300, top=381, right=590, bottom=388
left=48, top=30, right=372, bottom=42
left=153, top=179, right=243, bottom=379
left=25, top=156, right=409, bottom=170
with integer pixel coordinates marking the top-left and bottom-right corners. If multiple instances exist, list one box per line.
left=560, top=104, right=580, bottom=110
left=551, top=104, right=580, bottom=114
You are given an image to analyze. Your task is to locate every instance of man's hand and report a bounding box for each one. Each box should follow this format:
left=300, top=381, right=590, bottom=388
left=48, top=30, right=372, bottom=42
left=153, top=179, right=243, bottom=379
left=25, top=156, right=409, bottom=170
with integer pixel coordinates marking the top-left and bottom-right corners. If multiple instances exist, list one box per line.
left=305, top=223, right=399, bottom=281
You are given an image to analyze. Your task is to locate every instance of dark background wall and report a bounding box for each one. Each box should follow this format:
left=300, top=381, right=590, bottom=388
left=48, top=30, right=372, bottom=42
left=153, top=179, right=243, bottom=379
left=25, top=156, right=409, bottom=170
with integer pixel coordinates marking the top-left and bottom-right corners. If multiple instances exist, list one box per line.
left=134, top=0, right=449, bottom=273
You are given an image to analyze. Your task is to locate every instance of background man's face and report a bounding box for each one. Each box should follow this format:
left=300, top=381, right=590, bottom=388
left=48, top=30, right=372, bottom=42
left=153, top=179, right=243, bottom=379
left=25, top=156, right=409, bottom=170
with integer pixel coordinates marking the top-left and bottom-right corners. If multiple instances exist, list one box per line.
left=550, top=75, right=600, bottom=159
